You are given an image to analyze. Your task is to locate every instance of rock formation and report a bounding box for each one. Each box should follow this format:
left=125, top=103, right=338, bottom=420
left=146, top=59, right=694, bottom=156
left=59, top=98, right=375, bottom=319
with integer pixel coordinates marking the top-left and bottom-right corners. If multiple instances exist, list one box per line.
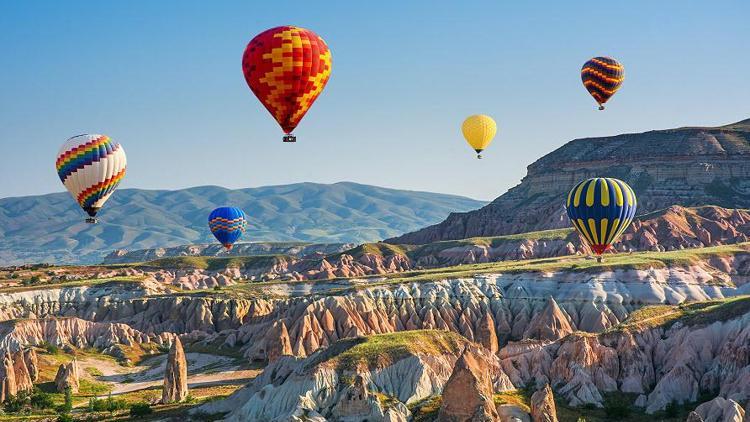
left=264, top=320, right=293, bottom=363
left=54, top=358, right=80, bottom=393
left=498, top=305, right=750, bottom=414
left=438, top=346, right=500, bottom=421
left=530, top=384, right=558, bottom=422
left=691, top=397, right=745, bottom=422
left=198, top=331, right=512, bottom=422
left=388, top=118, right=750, bottom=244
left=162, top=337, right=188, bottom=403
left=523, top=297, right=574, bottom=341
left=0, top=350, right=35, bottom=402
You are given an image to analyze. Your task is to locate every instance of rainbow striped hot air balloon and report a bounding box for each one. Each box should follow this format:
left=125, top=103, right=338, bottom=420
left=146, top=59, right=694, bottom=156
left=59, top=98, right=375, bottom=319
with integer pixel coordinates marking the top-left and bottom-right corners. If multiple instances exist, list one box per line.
left=566, top=178, right=637, bottom=260
left=208, top=207, right=248, bottom=250
left=581, top=57, right=624, bottom=110
left=56, top=134, right=127, bottom=223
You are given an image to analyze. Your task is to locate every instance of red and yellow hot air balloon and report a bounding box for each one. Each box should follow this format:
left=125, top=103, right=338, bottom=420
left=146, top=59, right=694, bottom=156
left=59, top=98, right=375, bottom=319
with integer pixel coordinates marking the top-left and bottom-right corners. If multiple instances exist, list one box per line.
left=581, top=57, right=624, bottom=110
left=242, top=26, right=332, bottom=142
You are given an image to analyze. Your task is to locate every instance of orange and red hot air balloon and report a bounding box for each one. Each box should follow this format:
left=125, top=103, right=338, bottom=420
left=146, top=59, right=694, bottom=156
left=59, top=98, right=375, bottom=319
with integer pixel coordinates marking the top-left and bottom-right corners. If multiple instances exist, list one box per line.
left=581, top=57, right=624, bottom=110
left=242, top=26, right=332, bottom=142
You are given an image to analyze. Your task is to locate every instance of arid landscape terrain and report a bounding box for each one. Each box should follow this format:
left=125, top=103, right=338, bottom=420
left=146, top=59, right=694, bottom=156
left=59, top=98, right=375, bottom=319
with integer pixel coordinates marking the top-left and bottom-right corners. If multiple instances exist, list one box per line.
left=0, top=119, right=749, bottom=421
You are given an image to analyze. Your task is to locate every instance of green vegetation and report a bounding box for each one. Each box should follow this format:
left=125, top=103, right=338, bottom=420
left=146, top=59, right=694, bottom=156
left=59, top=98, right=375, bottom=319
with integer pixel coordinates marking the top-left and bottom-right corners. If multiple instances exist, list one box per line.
left=493, top=388, right=532, bottom=413
left=314, top=330, right=465, bottom=371
left=129, top=401, right=153, bottom=417
left=140, top=255, right=293, bottom=271
left=409, top=395, right=442, bottom=422
left=612, top=295, right=750, bottom=332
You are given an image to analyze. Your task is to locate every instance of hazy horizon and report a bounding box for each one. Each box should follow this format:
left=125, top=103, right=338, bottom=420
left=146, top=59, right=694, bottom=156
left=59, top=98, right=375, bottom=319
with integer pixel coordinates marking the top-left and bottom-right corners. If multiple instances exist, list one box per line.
left=2, top=0, right=749, bottom=201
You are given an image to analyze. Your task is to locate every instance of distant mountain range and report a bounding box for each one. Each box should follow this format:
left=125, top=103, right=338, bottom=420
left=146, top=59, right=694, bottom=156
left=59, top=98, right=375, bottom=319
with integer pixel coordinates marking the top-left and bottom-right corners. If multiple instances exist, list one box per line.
left=0, top=182, right=485, bottom=264
left=388, top=118, right=750, bottom=244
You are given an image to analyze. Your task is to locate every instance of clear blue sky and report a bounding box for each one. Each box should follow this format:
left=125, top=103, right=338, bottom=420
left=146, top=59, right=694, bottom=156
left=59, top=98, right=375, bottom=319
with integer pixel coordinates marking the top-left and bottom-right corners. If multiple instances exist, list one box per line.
left=1, top=0, right=749, bottom=201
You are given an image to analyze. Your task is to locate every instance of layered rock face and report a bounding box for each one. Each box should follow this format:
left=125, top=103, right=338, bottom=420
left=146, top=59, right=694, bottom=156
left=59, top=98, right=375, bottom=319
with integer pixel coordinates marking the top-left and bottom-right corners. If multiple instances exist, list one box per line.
left=162, top=337, right=188, bottom=403
left=389, top=119, right=750, bottom=244
left=0, top=349, right=36, bottom=402
left=54, top=358, right=80, bottom=393
left=0, top=317, right=173, bottom=354
left=530, top=384, right=558, bottom=422
left=499, top=308, right=750, bottom=414
left=103, top=242, right=354, bottom=264
left=199, top=332, right=513, bottom=422
left=437, top=345, right=501, bottom=421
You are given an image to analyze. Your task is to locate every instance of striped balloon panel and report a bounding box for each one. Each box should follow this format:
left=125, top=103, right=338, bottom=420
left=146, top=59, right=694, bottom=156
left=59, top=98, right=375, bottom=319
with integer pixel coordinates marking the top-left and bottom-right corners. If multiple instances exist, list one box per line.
left=581, top=57, right=624, bottom=105
left=55, top=134, right=127, bottom=217
left=242, top=26, right=332, bottom=134
left=208, top=207, right=248, bottom=249
left=566, top=177, right=637, bottom=255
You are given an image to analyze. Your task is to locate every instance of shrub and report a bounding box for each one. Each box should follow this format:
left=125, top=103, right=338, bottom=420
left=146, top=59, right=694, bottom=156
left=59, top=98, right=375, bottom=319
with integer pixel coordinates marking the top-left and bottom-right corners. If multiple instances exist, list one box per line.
left=30, top=388, right=54, bottom=409
left=3, top=391, right=29, bottom=413
left=59, top=386, right=73, bottom=413
left=57, top=414, right=74, bottom=422
left=129, top=402, right=153, bottom=417
left=665, top=401, right=679, bottom=417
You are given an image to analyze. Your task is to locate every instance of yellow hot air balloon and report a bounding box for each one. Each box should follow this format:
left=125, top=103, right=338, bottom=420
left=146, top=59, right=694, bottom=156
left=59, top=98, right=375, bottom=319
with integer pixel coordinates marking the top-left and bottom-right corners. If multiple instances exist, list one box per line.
left=462, top=115, right=497, bottom=159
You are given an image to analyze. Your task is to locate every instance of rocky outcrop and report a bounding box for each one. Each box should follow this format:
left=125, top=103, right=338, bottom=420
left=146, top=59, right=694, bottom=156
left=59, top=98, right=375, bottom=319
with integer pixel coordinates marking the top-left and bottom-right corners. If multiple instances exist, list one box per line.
left=264, top=321, right=293, bottom=363
left=103, top=242, right=354, bottom=264
left=499, top=304, right=750, bottom=414
left=54, top=358, right=79, bottom=393
left=692, top=397, right=745, bottom=422
left=0, top=317, right=173, bottom=355
left=162, top=337, right=188, bottom=403
left=389, top=119, right=750, bottom=244
left=199, top=331, right=513, bottom=422
left=438, top=346, right=500, bottom=421
left=523, top=297, right=574, bottom=341
left=0, top=350, right=35, bottom=402
left=530, top=384, right=558, bottom=422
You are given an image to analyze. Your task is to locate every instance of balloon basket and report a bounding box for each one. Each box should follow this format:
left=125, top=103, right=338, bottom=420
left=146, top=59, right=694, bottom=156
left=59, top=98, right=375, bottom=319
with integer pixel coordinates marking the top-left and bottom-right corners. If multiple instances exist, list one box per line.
left=477, top=154, right=482, bottom=159
left=283, top=134, right=297, bottom=143
left=85, top=217, right=97, bottom=224
left=596, top=256, right=603, bottom=263
left=598, top=105, right=605, bottom=111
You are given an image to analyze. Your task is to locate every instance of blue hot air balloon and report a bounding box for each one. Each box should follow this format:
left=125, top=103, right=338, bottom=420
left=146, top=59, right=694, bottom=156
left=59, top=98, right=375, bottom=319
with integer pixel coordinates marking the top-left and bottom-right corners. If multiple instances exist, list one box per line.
left=208, top=207, right=248, bottom=250
left=566, top=178, right=637, bottom=260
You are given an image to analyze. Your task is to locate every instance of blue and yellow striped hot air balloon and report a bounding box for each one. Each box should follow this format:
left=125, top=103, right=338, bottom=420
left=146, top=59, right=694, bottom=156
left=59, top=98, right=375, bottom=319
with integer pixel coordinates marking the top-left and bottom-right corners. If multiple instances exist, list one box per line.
left=208, top=207, right=248, bottom=250
left=566, top=178, right=637, bottom=259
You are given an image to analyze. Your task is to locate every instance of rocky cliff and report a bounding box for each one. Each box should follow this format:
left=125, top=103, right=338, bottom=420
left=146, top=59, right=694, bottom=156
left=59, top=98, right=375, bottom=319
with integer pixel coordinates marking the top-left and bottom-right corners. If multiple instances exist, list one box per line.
left=198, top=331, right=513, bottom=422
left=388, top=119, right=750, bottom=244
left=103, top=242, right=354, bottom=265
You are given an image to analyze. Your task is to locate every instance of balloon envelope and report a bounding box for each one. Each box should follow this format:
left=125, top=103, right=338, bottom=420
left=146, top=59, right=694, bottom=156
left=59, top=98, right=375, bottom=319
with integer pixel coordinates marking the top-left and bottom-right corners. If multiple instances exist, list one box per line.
left=462, top=115, right=497, bottom=157
left=55, top=134, right=127, bottom=219
left=208, top=207, right=248, bottom=250
left=581, top=57, right=624, bottom=109
left=566, top=177, right=636, bottom=255
left=242, top=26, right=332, bottom=135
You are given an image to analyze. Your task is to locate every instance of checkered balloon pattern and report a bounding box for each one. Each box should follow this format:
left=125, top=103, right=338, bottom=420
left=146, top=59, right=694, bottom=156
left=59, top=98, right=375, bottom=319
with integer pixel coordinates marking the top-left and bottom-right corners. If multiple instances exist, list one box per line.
left=242, top=26, right=332, bottom=134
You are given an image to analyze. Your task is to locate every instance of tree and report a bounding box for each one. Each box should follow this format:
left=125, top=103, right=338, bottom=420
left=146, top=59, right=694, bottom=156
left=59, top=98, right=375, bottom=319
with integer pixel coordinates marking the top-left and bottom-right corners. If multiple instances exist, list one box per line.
left=61, top=386, right=73, bottom=413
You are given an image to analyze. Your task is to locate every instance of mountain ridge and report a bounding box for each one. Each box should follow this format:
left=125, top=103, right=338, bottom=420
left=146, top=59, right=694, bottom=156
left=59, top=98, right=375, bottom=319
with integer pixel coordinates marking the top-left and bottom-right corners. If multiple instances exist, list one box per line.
left=388, top=118, right=750, bottom=244
left=0, top=182, right=485, bottom=264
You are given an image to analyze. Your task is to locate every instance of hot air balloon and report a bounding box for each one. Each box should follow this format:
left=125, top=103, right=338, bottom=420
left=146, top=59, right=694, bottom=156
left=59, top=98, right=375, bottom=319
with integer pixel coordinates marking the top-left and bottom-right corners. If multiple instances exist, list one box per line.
left=55, top=134, right=127, bottom=224
left=566, top=177, right=636, bottom=261
left=581, top=57, right=624, bottom=110
left=462, top=115, right=497, bottom=159
left=208, top=207, right=248, bottom=250
left=242, top=26, right=332, bottom=143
